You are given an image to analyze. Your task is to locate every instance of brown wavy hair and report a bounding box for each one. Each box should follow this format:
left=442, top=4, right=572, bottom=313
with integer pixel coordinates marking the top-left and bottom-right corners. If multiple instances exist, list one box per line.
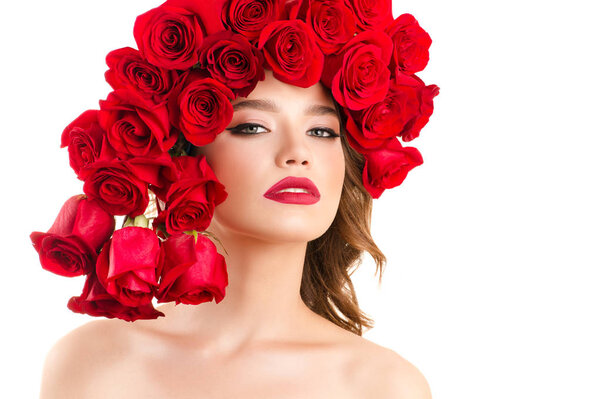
left=181, top=100, right=387, bottom=337
left=300, top=104, right=386, bottom=336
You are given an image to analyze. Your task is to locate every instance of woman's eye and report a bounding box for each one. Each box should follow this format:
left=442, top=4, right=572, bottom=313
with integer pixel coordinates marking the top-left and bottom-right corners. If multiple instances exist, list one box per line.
left=309, top=127, right=340, bottom=138
left=226, top=123, right=269, bottom=135
left=226, top=123, right=339, bottom=138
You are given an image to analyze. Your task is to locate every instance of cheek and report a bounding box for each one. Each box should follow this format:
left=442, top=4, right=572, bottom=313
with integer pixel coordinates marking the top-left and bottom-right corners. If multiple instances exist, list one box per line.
left=205, top=146, right=248, bottom=188
left=202, top=141, right=269, bottom=219
left=323, top=143, right=346, bottom=198
left=200, top=137, right=346, bottom=242
left=307, top=142, right=346, bottom=226
left=335, top=147, right=346, bottom=190
left=201, top=137, right=266, bottom=189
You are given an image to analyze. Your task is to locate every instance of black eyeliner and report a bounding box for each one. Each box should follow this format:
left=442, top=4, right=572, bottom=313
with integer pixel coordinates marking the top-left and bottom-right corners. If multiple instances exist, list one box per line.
left=226, top=123, right=339, bottom=138
left=313, top=127, right=340, bottom=138
left=226, top=123, right=266, bottom=135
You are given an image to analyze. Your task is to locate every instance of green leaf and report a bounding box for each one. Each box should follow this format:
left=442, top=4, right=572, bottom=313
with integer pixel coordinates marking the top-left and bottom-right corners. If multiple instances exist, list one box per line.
left=183, top=230, right=199, bottom=244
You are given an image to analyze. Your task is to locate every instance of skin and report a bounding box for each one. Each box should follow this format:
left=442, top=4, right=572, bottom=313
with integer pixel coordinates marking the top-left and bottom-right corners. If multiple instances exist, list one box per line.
left=39, top=70, right=431, bottom=399
left=174, top=68, right=347, bottom=357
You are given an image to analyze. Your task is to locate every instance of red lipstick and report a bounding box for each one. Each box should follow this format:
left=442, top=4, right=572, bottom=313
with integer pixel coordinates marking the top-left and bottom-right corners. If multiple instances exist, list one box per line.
left=264, top=176, right=321, bottom=205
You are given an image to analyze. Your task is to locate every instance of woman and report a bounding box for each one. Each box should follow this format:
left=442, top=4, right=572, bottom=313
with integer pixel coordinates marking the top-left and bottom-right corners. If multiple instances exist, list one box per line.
left=34, top=0, right=437, bottom=397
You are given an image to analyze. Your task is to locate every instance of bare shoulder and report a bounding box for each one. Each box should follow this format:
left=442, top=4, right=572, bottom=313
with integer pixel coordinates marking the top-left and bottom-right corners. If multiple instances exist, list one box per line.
left=374, top=348, right=432, bottom=399
left=346, top=336, right=432, bottom=399
left=40, top=319, right=130, bottom=399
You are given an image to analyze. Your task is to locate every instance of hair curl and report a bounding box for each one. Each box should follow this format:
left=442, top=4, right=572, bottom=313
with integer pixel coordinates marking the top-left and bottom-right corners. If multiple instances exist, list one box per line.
left=301, top=104, right=386, bottom=336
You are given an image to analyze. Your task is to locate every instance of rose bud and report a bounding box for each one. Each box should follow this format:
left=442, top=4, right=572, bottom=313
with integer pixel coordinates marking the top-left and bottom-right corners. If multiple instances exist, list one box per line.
left=156, top=233, right=228, bottom=305
left=95, top=226, right=161, bottom=307
left=30, top=195, right=115, bottom=277
left=68, top=271, right=164, bottom=322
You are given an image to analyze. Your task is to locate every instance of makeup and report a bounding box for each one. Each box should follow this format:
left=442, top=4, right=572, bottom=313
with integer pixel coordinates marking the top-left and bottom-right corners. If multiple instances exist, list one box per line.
left=264, top=176, right=320, bottom=205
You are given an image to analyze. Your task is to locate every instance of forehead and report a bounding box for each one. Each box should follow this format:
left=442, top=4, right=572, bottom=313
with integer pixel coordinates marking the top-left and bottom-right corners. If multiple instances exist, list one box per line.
left=231, top=98, right=339, bottom=119
left=234, top=69, right=336, bottom=110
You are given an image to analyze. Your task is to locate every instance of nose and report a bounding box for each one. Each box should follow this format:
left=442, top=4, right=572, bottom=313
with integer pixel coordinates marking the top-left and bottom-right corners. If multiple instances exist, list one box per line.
left=274, top=124, right=312, bottom=168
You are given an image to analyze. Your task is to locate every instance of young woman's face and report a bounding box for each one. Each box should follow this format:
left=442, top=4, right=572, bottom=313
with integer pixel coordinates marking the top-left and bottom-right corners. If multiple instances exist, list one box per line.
left=193, top=70, right=345, bottom=244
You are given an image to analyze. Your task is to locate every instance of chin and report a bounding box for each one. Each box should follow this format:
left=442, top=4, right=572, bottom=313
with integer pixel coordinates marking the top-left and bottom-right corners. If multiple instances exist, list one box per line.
left=261, top=218, right=333, bottom=243
left=211, top=207, right=337, bottom=244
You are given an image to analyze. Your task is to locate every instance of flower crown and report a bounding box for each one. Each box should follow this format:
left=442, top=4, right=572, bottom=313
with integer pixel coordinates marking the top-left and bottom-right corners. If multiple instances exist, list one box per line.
left=30, top=0, right=438, bottom=322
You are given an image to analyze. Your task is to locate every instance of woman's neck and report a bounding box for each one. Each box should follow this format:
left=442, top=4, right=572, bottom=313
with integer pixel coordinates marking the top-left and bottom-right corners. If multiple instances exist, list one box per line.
left=152, top=227, right=318, bottom=357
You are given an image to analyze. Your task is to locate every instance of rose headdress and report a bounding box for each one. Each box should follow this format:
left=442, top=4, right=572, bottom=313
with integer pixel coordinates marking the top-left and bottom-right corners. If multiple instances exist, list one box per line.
left=31, top=0, right=439, bottom=321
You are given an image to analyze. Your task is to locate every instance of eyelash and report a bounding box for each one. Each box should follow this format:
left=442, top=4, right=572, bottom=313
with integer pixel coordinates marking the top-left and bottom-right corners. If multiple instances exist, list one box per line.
left=226, top=123, right=340, bottom=139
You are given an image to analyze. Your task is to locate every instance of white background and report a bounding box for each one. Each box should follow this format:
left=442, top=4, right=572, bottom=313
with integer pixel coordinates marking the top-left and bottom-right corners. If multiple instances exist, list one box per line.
left=1, top=0, right=599, bottom=397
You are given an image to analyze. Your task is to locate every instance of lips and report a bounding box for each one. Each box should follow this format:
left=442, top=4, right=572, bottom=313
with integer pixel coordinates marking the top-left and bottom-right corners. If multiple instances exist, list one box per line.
left=264, top=176, right=321, bottom=205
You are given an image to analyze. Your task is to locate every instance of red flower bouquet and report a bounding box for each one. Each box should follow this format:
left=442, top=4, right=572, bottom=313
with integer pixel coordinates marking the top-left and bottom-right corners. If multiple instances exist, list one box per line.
left=31, top=0, right=438, bottom=321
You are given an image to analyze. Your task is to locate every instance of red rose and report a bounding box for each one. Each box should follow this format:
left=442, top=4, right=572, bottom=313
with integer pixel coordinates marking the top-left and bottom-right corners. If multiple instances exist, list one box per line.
left=81, top=154, right=177, bottom=217
left=96, top=227, right=160, bottom=307
left=361, top=138, right=423, bottom=199
left=331, top=30, right=393, bottom=110
left=157, top=233, right=227, bottom=305
left=385, top=14, right=432, bottom=74
left=133, top=4, right=205, bottom=70
left=221, top=0, right=281, bottom=42
left=68, top=271, right=164, bottom=322
left=391, top=73, right=440, bottom=142
left=320, top=53, right=342, bottom=89
left=344, top=106, right=393, bottom=151
left=258, top=19, right=324, bottom=88
left=170, top=71, right=235, bottom=146
left=306, top=0, right=356, bottom=55
left=99, top=89, right=177, bottom=158
left=156, top=156, right=227, bottom=234
left=81, top=161, right=149, bottom=217
left=199, top=30, right=265, bottom=97
left=30, top=195, right=115, bottom=277
left=60, top=110, right=106, bottom=179
left=127, top=153, right=179, bottom=190
left=345, top=0, right=393, bottom=32
left=163, top=0, right=227, bottom=35
left=407, top=83, right=439, bottom=141
left=105, top=47, right=178, bottom=103
left=344, top=74, right=438, bottom=149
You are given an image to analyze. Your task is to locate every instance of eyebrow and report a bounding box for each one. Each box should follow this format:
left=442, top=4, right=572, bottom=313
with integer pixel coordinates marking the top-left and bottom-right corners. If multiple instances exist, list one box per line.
left=232, top=99, right=338, bottom=117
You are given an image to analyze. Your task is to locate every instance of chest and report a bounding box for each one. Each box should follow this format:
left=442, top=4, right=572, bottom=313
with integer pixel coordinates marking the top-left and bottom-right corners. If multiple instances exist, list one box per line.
left=87, top=346, right=367, bottom=399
